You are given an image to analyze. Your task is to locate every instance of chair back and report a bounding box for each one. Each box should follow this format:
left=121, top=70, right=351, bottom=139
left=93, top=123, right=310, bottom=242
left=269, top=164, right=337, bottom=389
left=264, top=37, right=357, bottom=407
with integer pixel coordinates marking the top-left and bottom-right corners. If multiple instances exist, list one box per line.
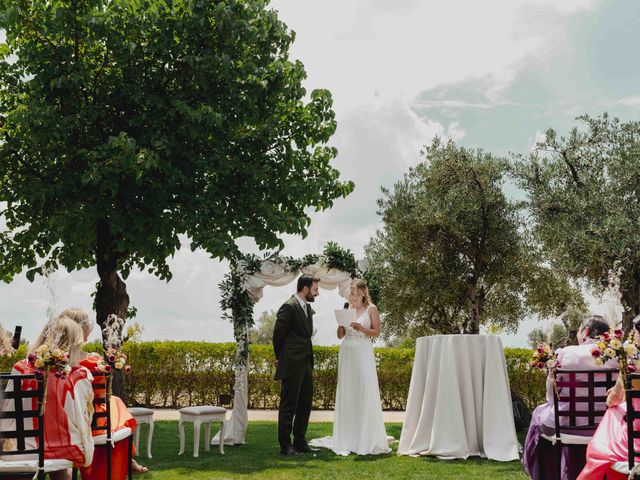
left=552, top=368, right=618, bottom=436
left=0, top=373, right=44, bottom=466
left=90, top=372, right=112, bottom=440
left=625, top=373, right=640, bottom=472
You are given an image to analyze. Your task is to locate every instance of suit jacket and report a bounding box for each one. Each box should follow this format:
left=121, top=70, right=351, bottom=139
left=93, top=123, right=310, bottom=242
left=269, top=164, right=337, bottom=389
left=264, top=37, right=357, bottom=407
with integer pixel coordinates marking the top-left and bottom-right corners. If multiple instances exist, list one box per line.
left=273, top=295, right=314, bottom=380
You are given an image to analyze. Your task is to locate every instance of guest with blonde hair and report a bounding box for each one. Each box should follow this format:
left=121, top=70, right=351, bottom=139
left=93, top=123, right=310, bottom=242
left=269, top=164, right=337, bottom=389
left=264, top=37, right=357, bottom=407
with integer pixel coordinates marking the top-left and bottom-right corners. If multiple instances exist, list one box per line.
left=3, top=316, right=95, bottom=480
left=60, top=308, right=148, bottom=477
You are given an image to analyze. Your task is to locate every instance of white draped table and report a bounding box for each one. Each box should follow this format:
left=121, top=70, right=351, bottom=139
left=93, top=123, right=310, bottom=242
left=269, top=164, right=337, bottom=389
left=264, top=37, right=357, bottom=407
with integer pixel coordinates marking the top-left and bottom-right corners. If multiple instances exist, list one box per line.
left=397, top=334, right=519, bottom=461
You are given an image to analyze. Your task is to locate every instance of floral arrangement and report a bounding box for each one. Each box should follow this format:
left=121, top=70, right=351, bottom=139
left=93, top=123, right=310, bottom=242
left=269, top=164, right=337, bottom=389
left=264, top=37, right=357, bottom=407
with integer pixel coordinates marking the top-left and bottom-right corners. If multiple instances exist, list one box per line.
left=591, top=327, right=639, bottom=380
left=27, top=344, right=72, bottom=379
left=98, top=314, right=132, bottom=375
left=27, top=343, right=72, bottom=414
left=530, top=343, right=558, bottom=370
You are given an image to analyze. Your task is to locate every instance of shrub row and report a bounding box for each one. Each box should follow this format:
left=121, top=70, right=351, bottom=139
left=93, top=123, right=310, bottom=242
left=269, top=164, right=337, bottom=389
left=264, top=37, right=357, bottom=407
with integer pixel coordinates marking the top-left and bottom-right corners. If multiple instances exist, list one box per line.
left=0, top=342, right=547, bottom=411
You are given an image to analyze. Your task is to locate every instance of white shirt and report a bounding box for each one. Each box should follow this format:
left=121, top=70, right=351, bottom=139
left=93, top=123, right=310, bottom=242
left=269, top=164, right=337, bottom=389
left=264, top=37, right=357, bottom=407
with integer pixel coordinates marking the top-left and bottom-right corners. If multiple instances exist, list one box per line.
left=294, top=294, right=308, bottom=316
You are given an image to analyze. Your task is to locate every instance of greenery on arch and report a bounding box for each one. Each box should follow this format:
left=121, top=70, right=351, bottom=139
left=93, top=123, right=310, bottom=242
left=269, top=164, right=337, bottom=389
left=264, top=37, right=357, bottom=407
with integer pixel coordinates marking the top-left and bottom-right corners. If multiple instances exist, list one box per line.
left=219, top=242, right=361, bottom=364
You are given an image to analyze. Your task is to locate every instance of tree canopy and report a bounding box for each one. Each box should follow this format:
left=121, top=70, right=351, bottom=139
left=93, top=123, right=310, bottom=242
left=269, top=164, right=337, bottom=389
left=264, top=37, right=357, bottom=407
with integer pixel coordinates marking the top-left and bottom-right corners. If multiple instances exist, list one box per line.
left=514, top=113, right=640, bottom=329
left=366, top=138, right=581, bottom=338
left=0, top=0, right=353, bottom=334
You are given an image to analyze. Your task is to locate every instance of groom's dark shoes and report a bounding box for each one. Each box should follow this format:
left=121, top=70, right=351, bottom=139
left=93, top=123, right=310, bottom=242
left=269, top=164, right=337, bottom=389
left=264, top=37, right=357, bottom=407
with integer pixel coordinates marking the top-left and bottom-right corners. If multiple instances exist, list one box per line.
left=280, top=445, right=301, bottom=456
left=293, top=442, right=319, bottom=453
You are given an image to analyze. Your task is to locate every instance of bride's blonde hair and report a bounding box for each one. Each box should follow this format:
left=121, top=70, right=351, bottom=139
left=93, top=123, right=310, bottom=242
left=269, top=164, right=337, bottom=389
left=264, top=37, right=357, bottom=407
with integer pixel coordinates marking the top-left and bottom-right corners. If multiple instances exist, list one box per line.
left=350, top=279, right=372, bottom=307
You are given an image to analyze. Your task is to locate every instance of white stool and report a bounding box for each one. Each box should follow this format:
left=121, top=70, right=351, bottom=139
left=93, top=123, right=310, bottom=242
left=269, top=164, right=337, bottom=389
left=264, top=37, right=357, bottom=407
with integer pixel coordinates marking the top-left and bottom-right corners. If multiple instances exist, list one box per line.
left=178, top=406, right=226, bottom=457
left=129, top=407, right=155, bottom=459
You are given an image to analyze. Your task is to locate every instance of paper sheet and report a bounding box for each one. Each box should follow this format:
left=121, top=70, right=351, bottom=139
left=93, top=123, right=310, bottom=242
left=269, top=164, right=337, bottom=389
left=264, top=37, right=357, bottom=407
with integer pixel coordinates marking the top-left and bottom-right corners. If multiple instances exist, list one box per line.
left=335, top=308, right=357, bottom=327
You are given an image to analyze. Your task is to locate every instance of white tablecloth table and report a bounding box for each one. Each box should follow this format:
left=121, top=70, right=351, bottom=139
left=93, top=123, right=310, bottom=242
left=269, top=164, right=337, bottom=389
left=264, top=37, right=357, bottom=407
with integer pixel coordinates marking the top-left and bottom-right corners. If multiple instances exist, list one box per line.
left=397, top=334, right=519, bottom=461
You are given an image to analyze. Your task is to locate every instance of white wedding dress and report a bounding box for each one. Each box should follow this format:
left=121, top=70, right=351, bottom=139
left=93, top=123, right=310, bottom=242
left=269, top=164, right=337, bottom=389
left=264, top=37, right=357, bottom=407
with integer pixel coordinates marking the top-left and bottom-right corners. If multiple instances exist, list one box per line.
left=310, top=307, right=392, bottom=456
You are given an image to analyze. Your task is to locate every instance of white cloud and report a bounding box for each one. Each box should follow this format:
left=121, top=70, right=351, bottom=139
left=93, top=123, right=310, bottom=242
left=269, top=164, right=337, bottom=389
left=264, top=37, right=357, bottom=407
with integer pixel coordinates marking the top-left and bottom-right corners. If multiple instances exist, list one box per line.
left=619, top=96, right=640, bottom=111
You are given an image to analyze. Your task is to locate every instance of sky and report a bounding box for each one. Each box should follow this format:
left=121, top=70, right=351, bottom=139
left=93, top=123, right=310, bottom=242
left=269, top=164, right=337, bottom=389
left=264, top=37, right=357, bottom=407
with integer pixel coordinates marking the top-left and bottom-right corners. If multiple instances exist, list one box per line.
left=2, top=0, right=640, bottom=346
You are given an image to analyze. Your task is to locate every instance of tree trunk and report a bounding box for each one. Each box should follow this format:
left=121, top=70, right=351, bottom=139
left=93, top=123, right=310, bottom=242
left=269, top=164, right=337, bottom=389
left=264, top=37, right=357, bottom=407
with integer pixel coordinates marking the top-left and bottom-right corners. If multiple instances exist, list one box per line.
left=620, top=272, right=640, bottom=332
left=466, top=280, right=481, bottom=334
left=95, top=219, right=130, bottom=400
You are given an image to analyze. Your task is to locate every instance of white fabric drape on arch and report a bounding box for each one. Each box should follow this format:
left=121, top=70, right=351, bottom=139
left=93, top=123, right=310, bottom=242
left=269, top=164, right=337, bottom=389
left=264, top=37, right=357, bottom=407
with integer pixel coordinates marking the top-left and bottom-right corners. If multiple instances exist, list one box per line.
left=213, top=260, right=351, bottom=445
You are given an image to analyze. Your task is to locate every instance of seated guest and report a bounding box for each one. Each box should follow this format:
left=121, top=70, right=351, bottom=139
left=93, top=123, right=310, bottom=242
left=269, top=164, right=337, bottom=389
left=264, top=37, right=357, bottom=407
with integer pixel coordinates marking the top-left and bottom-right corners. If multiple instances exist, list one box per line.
left=577, top=316, right=640, bottom=480
left=523, top=314, right=613, bottom=480
left=59, top=308, right=148, bottom=477
left=2, top=316, right=95, bottom=480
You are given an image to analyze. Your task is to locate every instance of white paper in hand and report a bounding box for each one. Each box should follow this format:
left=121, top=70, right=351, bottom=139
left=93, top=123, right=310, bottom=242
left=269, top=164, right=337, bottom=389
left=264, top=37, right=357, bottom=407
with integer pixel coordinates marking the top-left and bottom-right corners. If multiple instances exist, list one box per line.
left=335, top=308, right=357, bottom=328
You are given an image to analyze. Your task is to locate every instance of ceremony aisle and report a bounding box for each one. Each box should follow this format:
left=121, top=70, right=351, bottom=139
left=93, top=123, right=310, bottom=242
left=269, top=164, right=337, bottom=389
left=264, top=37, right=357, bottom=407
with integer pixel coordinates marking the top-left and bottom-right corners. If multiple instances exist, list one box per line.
left=137, top=422, right=527, bottom=479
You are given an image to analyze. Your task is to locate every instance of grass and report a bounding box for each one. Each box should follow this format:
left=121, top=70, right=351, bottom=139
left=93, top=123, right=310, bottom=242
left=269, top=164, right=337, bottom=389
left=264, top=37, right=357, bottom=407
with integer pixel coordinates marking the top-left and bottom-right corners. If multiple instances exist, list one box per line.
left=133, top=421, right=528, bottom=479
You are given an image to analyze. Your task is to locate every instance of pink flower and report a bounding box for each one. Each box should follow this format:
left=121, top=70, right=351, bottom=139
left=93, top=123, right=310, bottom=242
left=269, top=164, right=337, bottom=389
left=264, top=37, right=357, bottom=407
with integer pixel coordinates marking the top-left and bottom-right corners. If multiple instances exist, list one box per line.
left=124, top=365, right=131, bottom=374
left=108, top=355, right=116, bottom=363
left=104, top=365, right=112, bottom=373
left=591, top=348, right=601, bottom=357
left=27, top=353, right=36, bottom=362
left=530, top=361, right=537, bottom=367
left=615, top=329, right=624, bottom=339
left=537, top=346, right=545, bottom=354
left=628, top=364, right=637, bottom=373
left=603, top=332, right=611, bottom=340
left=537, top=362, right=545, bottom=369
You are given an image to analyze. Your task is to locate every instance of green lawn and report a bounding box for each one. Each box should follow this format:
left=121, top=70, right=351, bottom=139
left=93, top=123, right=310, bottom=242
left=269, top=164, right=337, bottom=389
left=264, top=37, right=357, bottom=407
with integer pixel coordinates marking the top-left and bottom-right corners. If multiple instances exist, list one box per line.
left=135, top=421, right=528, bottom=479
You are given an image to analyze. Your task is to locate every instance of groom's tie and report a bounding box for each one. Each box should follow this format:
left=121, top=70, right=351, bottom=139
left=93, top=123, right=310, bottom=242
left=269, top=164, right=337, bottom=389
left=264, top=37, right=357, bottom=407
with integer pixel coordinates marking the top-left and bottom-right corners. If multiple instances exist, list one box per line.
left=306, top=303, right=312, bottom=331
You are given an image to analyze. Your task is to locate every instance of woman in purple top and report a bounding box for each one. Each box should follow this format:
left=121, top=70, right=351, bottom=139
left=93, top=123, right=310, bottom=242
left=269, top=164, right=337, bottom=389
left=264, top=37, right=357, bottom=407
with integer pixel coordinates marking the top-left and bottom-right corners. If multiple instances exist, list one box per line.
left=523, top=315, right=613, bottom=480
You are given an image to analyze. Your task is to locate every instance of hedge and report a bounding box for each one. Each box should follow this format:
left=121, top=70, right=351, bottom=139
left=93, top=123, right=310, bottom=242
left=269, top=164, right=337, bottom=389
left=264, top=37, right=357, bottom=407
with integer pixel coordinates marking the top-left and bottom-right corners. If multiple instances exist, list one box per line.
left=0, top=342, right=547, bottom=411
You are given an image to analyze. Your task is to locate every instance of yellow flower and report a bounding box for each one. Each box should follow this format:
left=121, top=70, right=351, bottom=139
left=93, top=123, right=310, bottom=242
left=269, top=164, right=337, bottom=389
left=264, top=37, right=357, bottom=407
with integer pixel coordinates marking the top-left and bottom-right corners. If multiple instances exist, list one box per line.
left=610, top=338, right=622, bottom=350
left=626, top=344, right=638, bottom=356
left=37, top=344, right=49, bottom=354
left=115, top=362, right=123, bottom=369
left=594, top=358, right=604, bottom=366
left=52, top=349, right=62, bottom=358
left=533, top=352, right=540, bottom=359
left=34, top=359, right=44, bottom=368
left=604, top=347, right=615, bottom=358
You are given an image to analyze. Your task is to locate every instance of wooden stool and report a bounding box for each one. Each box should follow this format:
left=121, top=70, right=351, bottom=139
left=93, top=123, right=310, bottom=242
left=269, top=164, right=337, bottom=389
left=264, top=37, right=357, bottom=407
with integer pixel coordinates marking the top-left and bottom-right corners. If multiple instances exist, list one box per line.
left=178, top=406, right=226, bottom=457
left=129, top=407, right=154, bottom=459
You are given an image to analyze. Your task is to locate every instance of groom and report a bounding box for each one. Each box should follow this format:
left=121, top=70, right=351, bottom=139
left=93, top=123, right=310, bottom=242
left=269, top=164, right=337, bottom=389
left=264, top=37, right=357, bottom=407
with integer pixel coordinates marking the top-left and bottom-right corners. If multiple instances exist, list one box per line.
left=273, top=275, right=320, bottom=455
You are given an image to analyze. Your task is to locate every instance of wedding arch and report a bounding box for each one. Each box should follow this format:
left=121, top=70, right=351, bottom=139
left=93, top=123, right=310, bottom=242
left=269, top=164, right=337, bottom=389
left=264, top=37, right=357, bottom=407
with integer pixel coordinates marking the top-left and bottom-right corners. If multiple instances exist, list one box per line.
left=213, top=242, right=361, bottom=445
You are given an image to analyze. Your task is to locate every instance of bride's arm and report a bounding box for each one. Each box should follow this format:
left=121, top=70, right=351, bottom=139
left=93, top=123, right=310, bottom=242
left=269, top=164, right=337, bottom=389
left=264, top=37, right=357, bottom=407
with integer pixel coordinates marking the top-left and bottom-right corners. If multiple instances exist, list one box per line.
left=337, top=326, right=345, bottom=339
left=350, top=305, right=381, bottom=338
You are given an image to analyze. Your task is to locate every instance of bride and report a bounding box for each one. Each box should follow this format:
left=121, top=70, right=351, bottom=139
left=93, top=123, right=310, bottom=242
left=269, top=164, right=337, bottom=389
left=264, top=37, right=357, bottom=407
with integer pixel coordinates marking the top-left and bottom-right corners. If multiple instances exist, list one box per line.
left=311, top=279, right=391, bottom=456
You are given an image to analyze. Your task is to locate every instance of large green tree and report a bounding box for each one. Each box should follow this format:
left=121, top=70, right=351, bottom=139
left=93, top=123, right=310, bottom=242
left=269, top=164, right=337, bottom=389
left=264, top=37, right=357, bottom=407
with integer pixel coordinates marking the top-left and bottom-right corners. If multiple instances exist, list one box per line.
left=0, top=1, right=352, bottom=341
left=514, top=113, right=640, bottom=329
left=366, top=138, right=580, bottom=338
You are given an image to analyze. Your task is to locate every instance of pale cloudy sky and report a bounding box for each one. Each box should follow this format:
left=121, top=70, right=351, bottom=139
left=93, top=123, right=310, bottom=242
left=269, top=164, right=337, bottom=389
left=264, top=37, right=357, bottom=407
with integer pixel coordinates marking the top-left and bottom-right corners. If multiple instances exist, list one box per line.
left=2, top=0, right=639, bottom=346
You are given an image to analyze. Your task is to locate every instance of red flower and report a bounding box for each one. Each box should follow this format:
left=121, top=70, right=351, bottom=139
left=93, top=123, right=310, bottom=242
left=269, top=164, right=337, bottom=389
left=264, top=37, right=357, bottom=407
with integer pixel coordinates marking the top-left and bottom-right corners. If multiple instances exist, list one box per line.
left=614, top=329, right=624, bottom=339
left=591, top=348, right=601, bottom=357
left=104, top=365, right=112, bottom=373
left=537, top=362, right=545, bottom=369
left=628, top=364, right=637, bottom=373
left=124, top=365, right=131, bottom=374
left=537, top=346, right=545, bottom=354
left=603, top=332, right=611, bottom=340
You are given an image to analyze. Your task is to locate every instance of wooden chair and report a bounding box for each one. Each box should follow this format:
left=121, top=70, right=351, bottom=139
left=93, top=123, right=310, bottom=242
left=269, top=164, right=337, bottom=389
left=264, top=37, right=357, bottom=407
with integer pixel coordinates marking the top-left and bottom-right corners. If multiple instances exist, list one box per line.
left=91, top=372, right=133, bottom=480
left=540, top=368, right=618, bottom=480
left=0, top=373, right=74, bottom=480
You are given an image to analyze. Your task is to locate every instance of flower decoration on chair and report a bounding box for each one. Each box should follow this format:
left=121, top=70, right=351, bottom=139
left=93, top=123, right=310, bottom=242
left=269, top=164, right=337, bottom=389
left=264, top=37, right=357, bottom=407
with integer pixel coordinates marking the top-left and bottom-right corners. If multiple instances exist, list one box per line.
left=530, top=343, right=558, bottom=370
left=591, top=327, right=639, bottom=383
left=27, top=343, right=72, bottom=414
